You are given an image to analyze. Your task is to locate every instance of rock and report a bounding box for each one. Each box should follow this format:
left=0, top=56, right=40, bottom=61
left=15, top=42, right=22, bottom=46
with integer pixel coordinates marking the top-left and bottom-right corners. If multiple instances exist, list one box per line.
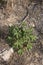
left=29, top=21, right=35, bottom=27
left=0, top=48, right=14, bottom=62
left=35, top=52, right=39, bottom=58
left=0, top=39, right=14, bottom=65
left=30, top=63, right=34, bottom=65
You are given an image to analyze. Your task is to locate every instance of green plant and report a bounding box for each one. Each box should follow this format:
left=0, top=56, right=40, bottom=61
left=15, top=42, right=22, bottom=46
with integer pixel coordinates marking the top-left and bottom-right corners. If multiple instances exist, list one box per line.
left=6, top=22, right=37, bottom=55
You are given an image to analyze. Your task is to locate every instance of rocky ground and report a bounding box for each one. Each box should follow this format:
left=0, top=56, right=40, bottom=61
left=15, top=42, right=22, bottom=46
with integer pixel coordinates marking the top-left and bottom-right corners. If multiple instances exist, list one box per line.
left=0, top=0, right=43, bottom=65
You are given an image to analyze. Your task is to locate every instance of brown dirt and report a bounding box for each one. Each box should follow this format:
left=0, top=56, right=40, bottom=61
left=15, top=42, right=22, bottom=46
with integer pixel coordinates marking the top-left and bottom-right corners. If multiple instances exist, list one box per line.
left=0, top=0, right=43, bottom=65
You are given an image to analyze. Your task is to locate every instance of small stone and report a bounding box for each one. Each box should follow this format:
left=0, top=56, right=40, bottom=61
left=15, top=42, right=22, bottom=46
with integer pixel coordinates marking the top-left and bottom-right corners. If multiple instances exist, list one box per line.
left=35, top=52, right=39, bottom=58
left=29, top=22, right=35, bottom=27
left=0, top=48, right=14, bottom=61
left=9, top=23, right=13, bottom=27
left=30, top=63, right=34, bottom=65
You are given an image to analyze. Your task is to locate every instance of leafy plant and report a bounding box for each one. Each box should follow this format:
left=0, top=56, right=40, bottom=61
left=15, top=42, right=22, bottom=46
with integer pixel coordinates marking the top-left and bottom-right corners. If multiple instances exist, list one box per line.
left=6, top=22, right=37, bottom=55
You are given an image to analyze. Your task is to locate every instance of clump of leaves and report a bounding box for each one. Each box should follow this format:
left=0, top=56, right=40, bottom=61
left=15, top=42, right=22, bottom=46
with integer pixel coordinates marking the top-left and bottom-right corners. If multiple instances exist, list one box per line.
left=6, top=22, right=37, bottom=55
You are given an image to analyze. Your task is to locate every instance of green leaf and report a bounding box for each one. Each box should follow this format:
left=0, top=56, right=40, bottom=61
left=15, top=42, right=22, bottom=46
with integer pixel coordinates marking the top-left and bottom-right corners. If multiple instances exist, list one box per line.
left=18, top=49, right=23, bottom=55
left=27, top=43, right=32, bottom=50
left=7, top=36, right=12, bottom=43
